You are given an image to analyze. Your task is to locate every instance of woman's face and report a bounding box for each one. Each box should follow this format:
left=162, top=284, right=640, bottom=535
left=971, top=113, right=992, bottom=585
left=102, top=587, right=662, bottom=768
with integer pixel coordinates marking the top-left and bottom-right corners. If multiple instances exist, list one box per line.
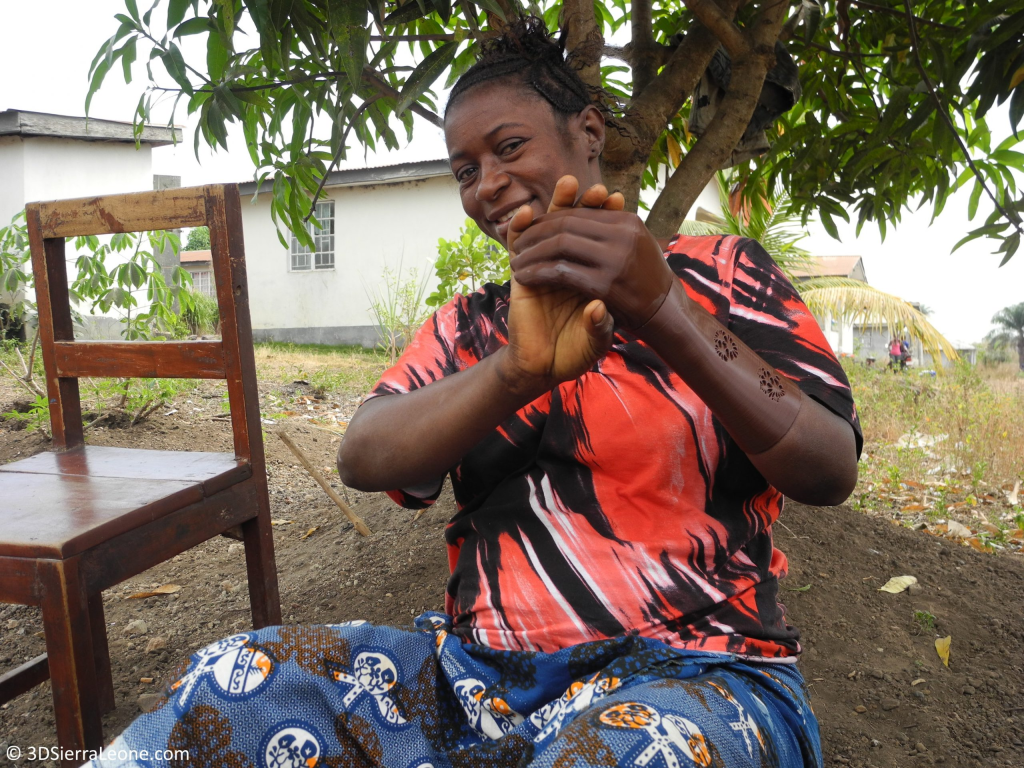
left=444, top=82, right=604, bottom=249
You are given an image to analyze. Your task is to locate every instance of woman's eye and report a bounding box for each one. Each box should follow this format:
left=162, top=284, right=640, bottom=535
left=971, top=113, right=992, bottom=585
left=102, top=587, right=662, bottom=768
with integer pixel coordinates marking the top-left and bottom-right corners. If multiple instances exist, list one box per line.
left=500, top=140, right=524, bottom=155
left=456, top=167, right=477, bottom=183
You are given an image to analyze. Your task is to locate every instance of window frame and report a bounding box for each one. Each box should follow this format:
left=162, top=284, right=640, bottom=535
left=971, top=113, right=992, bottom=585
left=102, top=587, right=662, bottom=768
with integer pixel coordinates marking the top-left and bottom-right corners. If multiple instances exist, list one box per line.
left=290, top=200, right=335, bottom=272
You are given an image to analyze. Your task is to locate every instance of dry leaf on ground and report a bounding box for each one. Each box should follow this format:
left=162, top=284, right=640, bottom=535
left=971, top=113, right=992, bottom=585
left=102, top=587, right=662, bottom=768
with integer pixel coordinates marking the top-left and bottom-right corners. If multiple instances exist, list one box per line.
left=946, top=521, right=972, bottom=538
left=127, top=584, right=182, bottom=599
left=878, top=575, right=918, bottom=594
left=300, top=526, right=320, bottom=540
left=271, top=519, right=293, bottom=526
left=935, top=635, right=952, bottom=667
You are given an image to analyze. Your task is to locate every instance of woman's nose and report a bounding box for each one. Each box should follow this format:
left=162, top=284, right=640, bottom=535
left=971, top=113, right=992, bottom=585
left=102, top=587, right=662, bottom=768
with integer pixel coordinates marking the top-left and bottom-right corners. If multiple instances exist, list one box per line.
left=475, top=160, right=510, bottom=202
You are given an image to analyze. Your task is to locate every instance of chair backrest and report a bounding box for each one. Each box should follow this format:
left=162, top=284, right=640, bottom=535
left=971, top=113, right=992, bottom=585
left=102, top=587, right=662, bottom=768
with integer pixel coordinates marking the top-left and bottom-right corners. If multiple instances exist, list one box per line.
left=25, top=184, right=264, bottom=470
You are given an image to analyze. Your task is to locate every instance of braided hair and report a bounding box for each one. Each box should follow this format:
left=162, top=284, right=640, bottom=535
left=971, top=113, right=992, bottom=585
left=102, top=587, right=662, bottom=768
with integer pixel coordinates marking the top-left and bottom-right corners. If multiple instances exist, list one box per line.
left=446, top=16, right=593, bottom=122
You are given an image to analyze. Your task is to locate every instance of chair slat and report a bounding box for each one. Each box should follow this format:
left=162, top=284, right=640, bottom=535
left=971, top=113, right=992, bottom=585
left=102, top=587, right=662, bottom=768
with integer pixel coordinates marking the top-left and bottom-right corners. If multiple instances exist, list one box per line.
left=52, top=341, right=226, bottom=379
left=34, top=186, right=208, bottom=238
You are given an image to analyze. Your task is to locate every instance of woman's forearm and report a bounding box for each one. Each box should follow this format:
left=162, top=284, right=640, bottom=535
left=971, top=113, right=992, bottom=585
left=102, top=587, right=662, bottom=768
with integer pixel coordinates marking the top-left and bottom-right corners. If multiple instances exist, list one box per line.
left=637, top=282, right=858, bottom=505
left=337, top=348, right=543, bottom=492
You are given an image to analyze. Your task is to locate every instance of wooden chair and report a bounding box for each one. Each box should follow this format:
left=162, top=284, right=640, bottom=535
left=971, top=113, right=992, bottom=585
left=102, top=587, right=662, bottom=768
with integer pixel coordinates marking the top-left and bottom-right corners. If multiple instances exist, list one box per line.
left=0, top=184, right=281, bottom=764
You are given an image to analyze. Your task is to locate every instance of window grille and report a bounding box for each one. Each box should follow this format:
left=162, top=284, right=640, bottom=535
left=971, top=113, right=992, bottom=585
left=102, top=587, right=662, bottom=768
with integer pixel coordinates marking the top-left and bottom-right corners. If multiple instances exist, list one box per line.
left=290, top=200, right=335, bottom=271
left=188, top=269, right=214, bottom=297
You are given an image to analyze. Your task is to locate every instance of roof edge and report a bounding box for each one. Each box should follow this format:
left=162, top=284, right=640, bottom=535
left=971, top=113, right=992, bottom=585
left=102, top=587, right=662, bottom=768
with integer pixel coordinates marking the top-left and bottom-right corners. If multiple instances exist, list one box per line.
left=0, top=109, right=182, bottom=147
left=238, top=159, right=452, bottom=195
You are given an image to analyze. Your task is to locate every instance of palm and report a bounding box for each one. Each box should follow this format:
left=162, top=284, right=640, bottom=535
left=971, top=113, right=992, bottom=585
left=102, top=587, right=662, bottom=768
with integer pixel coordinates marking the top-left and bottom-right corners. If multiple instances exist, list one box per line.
left=506, top=278, right=603, bottom=385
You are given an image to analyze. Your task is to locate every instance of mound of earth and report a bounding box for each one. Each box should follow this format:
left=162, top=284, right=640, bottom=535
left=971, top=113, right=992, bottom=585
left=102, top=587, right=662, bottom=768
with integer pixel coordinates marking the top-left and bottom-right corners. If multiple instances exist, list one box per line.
left=0, top=417, right=1021, bottom=767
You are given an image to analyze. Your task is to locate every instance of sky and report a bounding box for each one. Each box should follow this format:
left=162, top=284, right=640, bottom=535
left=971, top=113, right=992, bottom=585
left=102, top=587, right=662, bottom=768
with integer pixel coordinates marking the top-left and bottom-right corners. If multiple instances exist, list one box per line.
left=2, top=0, right=1022, bottom=346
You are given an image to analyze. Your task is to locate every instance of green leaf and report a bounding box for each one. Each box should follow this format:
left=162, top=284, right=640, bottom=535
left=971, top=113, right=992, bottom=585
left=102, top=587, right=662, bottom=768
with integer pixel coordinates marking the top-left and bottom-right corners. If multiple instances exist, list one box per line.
left=174, top=17, right=213, bottom=37
left=167, top=0, right=190, bottom=27
left=395, top=41, right=458, bottom=117
left=819, top=207, right=840, bottom=240
left=162, top=42, right=193, bottom=93
left=121, top=37, right=137, bottom=83
left=968, top=178, right=983, bottom=219
left=430, top=0, right=451, bottom=24
left=383, top=0, right=431, bottom=26
left=125, top=0, right=140, bottom=23
left=207, top=31, right=229, bottom=80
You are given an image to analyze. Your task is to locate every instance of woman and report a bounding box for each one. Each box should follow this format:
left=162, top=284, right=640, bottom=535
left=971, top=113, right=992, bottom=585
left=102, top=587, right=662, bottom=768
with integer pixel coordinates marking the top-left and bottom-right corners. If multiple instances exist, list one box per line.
left=90, top=18, right=859, bottom=768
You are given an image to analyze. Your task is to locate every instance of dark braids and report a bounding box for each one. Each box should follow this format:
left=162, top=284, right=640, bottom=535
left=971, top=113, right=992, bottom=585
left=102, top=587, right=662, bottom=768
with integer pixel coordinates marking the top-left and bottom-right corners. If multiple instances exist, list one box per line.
left=446, top=16, right=593, bottom=120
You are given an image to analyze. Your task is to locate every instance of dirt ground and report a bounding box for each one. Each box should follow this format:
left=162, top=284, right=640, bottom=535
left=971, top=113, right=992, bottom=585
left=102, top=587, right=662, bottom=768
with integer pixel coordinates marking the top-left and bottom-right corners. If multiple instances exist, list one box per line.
left=1, top=390, right=1022, bottom=767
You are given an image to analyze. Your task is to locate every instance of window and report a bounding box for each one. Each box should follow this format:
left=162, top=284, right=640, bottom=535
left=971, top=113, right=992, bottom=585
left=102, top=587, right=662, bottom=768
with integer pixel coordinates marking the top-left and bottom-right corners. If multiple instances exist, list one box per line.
left=188, top=269, right=214, bottom=297
left=290, top=200, right=335, bottom=271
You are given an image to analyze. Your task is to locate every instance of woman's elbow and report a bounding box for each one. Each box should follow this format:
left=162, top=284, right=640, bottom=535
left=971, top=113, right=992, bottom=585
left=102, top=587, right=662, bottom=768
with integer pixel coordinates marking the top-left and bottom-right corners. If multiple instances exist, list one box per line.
left=787, top=452, right=859, bottom=506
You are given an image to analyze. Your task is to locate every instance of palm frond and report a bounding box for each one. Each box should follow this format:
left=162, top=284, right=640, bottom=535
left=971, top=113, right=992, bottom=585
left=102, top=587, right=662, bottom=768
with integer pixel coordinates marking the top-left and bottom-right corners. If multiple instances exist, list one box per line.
left=991, top=302, right=1024, bottom=335
left=677, top=220, right=727, bottom=238
left=797, top=277, right=958, bottom=365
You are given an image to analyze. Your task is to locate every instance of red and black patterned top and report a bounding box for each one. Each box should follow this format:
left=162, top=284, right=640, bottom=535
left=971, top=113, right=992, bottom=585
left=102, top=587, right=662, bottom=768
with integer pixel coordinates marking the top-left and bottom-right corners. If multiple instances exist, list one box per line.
left=368, top=235, right=862, bottom=659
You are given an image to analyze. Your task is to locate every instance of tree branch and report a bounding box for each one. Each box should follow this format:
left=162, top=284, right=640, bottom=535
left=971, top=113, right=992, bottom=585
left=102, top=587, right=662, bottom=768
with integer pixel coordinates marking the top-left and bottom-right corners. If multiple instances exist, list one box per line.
left=684, top=0, right=749, bottom=58
left=562, top=0, right=604, bottom=88
left=360, top=69, right=442, bottom=127
left=368, top=32, right=499, bottom=42
left=646, top=0, right=789, bottom=236
left=902, top=0, right=1022, bottom=234
left=305, top=96, right=382, bottom=220
left=602, top=0, right=744, bottom=209
left=854, top=0, right=960, bottom=32
left=631, top=0, right=658, bottom=95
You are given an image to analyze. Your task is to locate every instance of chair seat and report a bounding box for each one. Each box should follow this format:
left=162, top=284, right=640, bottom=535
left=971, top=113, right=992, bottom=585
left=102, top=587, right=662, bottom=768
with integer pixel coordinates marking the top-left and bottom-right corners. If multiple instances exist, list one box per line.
left=0, top=446, right=251, bottom=559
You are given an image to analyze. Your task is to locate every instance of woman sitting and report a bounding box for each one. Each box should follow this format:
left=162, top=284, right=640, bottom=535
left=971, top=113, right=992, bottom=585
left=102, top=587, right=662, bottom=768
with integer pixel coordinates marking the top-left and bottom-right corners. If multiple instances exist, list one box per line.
left=89, top=18, right=859, bottom=768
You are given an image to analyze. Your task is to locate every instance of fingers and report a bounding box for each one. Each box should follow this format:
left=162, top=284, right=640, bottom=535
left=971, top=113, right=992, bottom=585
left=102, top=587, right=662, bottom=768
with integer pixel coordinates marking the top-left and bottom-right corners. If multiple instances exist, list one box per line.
left=506, top=204, right=535, bottom=256
left=578, top=183, right=609, bottom=209
left=601, top=192, right=625, bottom=211
left=514, top=258, right=605, bottom=297
left=511, top=212, right=626, bottom=264
left=548, top=176, right=580, bottom=213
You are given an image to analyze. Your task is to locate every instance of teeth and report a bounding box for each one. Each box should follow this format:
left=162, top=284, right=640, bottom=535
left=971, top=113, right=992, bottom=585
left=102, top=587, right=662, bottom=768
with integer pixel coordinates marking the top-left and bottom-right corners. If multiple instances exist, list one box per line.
left=497, top=206, right=520, bottom=224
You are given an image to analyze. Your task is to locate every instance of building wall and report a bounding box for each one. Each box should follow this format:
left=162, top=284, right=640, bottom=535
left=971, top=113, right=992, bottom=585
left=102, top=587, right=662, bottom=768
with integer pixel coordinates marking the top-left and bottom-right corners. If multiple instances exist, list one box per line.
left=0, top=137, right=26, bottom=228
left=242, top=175, right=468, bottom=347
left=20, top=136, right=155, bottom=204
left=0, top=136, right=159, bottom=339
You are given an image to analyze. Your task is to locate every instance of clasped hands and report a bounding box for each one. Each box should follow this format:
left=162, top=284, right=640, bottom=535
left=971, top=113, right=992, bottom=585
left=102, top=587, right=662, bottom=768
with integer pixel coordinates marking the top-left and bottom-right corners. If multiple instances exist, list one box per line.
left=498, top=176, right=679, bottom=396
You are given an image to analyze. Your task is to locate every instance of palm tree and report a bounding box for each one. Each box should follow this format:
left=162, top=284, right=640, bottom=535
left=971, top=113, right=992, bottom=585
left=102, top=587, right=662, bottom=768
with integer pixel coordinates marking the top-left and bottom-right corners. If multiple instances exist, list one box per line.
left=679, top=174, right=958, bottom=366
left=988, top=303, right=1024, bottom=370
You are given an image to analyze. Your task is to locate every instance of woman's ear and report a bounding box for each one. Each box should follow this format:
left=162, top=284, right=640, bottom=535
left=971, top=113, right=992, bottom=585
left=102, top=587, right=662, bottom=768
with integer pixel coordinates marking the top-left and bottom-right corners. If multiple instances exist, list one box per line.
left=582, top=104, right=606, bottom=158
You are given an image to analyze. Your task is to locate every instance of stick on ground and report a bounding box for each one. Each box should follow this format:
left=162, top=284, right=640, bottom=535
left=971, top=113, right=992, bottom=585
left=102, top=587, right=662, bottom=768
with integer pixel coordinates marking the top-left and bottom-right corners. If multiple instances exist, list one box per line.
left=276, top=430, right=372, bottom=537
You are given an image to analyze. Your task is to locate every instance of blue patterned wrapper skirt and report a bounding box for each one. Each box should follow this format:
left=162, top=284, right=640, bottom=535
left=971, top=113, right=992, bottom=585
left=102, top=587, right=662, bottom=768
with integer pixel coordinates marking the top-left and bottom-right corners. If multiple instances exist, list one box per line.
left=86, top=614, right=822, bottom=768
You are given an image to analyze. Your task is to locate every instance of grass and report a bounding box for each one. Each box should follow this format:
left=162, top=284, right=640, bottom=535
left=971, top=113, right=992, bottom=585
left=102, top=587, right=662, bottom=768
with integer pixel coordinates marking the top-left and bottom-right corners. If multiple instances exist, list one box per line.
left=253, top=342, right=385, bottom=399
left=846, top=360, right=1024, bottom=540
left=913, top=610, right=936, bottom=632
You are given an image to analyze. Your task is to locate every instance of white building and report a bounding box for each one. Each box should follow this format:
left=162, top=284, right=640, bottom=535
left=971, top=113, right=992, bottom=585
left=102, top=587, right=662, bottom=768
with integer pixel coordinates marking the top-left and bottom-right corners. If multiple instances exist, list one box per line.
left=0, top=109, right=180, bottom=227
left=0, top=109, right=182, bottom=339
left=238, top=160, right=467, bottom=347
left=791, top=255, right=866, bottom=357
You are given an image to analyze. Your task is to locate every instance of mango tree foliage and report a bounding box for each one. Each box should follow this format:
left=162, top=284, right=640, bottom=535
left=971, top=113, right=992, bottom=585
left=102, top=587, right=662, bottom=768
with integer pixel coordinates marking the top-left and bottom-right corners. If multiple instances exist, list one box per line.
left=90, top=0, right=1024, bottom=262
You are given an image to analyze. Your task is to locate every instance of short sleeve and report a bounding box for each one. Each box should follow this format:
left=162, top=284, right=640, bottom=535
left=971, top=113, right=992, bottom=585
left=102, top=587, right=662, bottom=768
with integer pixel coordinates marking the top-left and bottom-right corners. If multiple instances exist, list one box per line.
left=727, top=238, right=863, bottom=456
left=366, top=302, right=463, bottom=401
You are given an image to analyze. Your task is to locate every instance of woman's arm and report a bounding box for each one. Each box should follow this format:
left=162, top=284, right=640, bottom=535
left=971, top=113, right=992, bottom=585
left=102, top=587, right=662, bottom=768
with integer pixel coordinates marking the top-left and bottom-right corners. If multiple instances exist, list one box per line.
left=339, top=179, right=617, bottom=492
left=636, top=280, right=858, bottom=505
left=511, top=208, right=859, bottom=506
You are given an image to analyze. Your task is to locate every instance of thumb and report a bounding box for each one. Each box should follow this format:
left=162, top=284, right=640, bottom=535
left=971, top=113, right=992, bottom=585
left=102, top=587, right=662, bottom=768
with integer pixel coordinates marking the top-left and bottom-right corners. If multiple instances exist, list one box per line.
left=585, top=299, right=614, bottom=352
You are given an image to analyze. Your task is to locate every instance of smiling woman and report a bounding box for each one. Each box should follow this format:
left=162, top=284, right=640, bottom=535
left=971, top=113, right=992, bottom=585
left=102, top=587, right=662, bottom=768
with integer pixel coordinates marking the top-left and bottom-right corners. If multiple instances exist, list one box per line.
left=89, top=18, right=859, bottom=768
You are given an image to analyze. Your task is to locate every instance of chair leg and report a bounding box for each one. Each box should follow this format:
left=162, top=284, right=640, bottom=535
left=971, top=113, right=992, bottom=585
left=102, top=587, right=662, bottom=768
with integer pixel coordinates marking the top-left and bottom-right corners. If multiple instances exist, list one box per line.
left=88, top=592, right=115, bottom=714
left=38, top=558, right=104, bottom=765
left=242, top=504, right=281, bottom=628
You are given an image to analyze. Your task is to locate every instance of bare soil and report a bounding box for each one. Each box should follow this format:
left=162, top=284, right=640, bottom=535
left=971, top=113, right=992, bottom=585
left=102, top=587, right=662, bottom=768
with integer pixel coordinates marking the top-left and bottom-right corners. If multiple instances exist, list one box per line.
left=1, top=404, right=1022, bottom=767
